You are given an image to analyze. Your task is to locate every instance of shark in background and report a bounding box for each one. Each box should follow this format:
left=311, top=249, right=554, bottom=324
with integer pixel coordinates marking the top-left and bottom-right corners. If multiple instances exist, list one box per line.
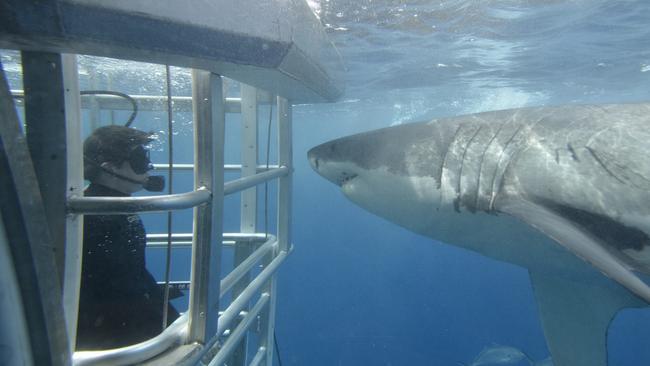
left=308, top=103, right=650, bottom=366
left=458, top=344, right=532, bottom=366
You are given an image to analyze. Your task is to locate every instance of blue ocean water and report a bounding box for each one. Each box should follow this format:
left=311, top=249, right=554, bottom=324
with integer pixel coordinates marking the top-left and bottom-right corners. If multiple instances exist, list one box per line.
left=278, top=1, right=650, bottom=365
left=3, top=0, right=650, bottom=365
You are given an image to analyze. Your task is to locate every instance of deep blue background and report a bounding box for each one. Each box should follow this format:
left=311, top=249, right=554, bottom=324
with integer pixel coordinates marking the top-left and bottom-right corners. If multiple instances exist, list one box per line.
left=4, top=1, right=650, bottom=364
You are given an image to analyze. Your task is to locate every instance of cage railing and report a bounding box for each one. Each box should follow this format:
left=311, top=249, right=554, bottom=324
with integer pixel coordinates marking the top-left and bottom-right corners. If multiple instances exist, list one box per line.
left=147, top=232, right=270, bottom=248
left=71, top=236, right=289, bottom=366
left=152, top=163, right=281, bottom=172
left=67, top=176, right=287, bottom=366
left=11, top=89, right=276, bottom=114
left=62, top=73, right=292, bottom=366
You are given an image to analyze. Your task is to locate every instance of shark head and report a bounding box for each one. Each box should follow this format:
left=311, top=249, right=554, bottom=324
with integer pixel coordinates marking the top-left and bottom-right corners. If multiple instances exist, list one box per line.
left=308, top=121, right=456, bottom=234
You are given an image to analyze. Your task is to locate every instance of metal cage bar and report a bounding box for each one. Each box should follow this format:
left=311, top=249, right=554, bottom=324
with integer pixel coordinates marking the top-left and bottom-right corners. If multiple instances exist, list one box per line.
left=229, top=82, right=259, bottom=366
left=221, top=237, right=277, bottom=297
left=224, top=166, right=289, bottom=195
left=0, top=58, right=70, bottom=366
left=152, top=163, right=280, bottom=172
left=216, top=250, right=288, bottom=347
left=188, top=70, right=225, bottom=343
left=146, top=232, right=269, bottom=248
left=62, top=53, right=84, bottom=351
left=67, top=188, right=212, bottom=215
left=207, top=293, right=270, bottom=366
left=262, top=96, right=293, bottom=365
left=72, top=314, right=188, bottom=366
left=12, top=90, right=247, bottom=114
left=249, top=346, right=267, bottom=366
left=47, top=60, right=294, bottom=366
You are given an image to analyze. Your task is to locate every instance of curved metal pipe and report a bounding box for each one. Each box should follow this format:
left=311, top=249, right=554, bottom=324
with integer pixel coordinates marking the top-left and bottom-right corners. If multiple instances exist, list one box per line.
left=224, top=166, right=289, bottom=195
left=73, top=313, right=189, bottom=366
left=67, top=187, right=211, bottom=214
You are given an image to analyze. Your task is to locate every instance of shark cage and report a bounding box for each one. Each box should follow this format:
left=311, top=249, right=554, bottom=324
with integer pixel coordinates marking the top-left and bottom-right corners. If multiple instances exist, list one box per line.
left=0, top=0, right=344, bottom=365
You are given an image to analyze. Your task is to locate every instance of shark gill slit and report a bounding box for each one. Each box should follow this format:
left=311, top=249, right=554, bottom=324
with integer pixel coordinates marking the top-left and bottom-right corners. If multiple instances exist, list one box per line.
left=490, top=116, right=546, bottom=210
left=456, top=125, right=484, bottom=212
left=438, top=124, right=463, bottom=209
left=486, top=120, right=526, bottom=210
left=474, top=119, right=509, bottom=212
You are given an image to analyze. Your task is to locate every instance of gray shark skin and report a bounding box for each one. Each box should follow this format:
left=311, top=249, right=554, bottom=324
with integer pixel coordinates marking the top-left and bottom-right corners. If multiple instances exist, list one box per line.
left=308, top=103, right=650, bottom=366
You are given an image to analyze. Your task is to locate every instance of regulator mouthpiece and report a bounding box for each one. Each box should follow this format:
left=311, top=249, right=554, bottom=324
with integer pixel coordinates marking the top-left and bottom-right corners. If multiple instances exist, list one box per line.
left=144, top=175, right=165, bottom=192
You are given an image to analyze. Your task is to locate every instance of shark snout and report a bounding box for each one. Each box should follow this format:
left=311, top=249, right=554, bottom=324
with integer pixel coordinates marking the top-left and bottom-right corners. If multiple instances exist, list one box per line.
left=307, top=146, right=323, bottom=174
left=307, top=143, right=359, bottom=187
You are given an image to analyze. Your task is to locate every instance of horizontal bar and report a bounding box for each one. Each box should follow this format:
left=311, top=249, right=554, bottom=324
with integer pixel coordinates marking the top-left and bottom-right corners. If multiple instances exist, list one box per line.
left=207, top=293, right=270, bottom=366
left=220, top=237, right=277, bottom=298
left=13, top=90, right=275, bottom=111
left=249, top=346, right=267, bottom=366
left=152, top=164, right=280, bottom=172
left=159, top=280, right=190, bottom=291
left=148, top=232, right=269, bottom=242
left=11, top=90, right=253, bottom=113
left=147, top=233, right=193, bottom=242
left=216, top=249, right=288, bottom=338
left=67, top=187, right=211, bottom=214
left=224, top=166, right=289, bottom=195
left=147, top=240, right=193, bottom=248
left=146, top=232, right=270, bottom=248
left=73, top=313, right=188, bottom=366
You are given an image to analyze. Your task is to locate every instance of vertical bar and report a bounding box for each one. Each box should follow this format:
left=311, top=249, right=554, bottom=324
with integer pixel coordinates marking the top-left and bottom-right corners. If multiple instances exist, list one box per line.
left=188, top=70, right=225, bottom=342
left=240, top=84, right=258, bottom=234
left=229, top=83, right=258, bottom=365
left=61, top=54, right=83, bottom=351
left=0, top=210, right=35, bottom=366
left=0, top=59, right=70, bottom=366
left=261, top=96, right=292, bottom=365
left=107, top=75, right=115, bottom=125
left=21, top=50, right=67, bottom=282
left=276, top=98, right=292, bottom=254
left=88, top=65, right=100, bottom=129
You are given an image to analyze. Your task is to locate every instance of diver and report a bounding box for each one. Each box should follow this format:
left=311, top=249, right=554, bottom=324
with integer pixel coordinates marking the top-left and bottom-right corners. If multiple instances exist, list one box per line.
left=76, top=125, right=178, bottom=350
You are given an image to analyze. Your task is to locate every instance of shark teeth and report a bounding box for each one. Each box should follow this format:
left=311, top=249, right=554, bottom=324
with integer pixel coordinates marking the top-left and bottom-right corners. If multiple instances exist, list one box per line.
left=338, top=173, right=358, bottom=186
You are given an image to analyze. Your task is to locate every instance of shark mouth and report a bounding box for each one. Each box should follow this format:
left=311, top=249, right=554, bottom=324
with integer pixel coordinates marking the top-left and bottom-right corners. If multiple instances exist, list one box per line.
left=337, top=173, right=358, bottom=186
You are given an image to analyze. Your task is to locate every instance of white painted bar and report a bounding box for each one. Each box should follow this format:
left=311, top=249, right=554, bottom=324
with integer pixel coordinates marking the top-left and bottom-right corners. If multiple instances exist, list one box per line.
left=12, top=90, right=245, bottom=113
left=67, top=188, right=211, bottom=214
left=249, top=346, right=267, bottom=366
left=146, top=232, right=270, bottom=248
left=240, top=83, right=259, bottom=234
left=223, top=166, right=289, bottom=196
left=220, top=237, right=277, bottom=298
left=215, top=250, right=288, bottom=340
left=73, top=314, right=188, bottom=366
left=62, top=54, right=83, bottom=352
left=187, top=70, right=224, bottom=343
left=207, top=293, right=270, bottom=366
left=152, top=163, right=280, bottom=172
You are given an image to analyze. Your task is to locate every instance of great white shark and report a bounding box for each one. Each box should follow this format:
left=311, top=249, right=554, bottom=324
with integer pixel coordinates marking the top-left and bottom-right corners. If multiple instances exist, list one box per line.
left=307, top=103, right=650, bottom=366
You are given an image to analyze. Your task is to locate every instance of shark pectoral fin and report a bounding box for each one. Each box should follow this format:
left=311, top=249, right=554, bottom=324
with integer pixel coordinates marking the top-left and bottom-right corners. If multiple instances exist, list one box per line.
left=529, top=270, right=640, bottom=366
left=499, top=199, right=650, bottom=303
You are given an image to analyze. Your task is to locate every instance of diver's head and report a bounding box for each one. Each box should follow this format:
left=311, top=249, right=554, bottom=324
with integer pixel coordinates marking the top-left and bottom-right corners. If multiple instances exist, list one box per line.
left=84, top=125, right=164, bottom=194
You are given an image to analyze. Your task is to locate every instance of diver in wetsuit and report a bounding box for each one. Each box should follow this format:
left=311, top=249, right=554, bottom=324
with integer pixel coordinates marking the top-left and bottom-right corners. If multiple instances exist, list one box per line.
left=76, top=125, right=178, bottom=350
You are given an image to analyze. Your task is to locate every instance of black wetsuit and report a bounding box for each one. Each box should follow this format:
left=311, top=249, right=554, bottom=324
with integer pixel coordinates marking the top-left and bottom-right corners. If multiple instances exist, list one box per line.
left=76, top=183, right=179, bottom=350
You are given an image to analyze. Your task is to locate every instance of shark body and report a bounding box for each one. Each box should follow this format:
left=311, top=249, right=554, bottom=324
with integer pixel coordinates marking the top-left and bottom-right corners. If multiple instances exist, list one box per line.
left=308, top=103, right=650, bottom=366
